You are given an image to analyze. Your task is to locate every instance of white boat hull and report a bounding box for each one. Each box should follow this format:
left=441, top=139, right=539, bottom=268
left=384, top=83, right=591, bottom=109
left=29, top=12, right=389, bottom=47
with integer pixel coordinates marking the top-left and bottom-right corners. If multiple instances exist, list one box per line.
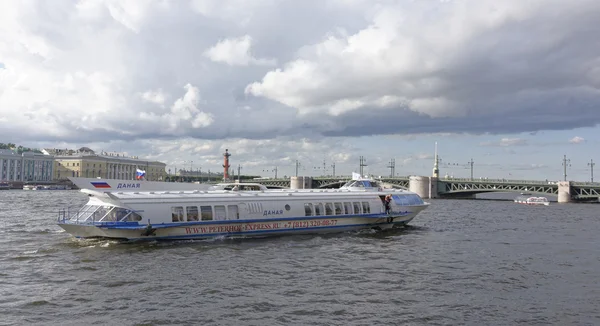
left=58, top=209, right=425, bottom=241
left=60, top=176, right=429, bottom=241
left=515, top=201, right=549, bottom=206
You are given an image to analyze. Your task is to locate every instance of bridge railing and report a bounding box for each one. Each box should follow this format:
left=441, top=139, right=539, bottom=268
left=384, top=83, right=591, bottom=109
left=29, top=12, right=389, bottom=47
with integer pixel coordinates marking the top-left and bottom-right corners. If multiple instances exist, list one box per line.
left=252, top=176, right=600, bottom=187
left=440, top=178, right=553, bottom=184
left=572, top=181, right=600, bottom=186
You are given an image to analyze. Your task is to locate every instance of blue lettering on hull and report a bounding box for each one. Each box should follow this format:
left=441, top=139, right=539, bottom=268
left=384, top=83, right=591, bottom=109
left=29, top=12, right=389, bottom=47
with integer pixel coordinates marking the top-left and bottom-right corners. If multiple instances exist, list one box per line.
left=117, top=183, right=141, bottom=189
left=263, top=210, right=284, bottom=216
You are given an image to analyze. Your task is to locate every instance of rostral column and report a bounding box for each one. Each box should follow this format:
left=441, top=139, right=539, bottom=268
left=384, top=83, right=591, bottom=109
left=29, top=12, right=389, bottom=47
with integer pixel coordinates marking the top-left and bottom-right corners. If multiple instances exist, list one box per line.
left=223, top=149, right=231, bottom=181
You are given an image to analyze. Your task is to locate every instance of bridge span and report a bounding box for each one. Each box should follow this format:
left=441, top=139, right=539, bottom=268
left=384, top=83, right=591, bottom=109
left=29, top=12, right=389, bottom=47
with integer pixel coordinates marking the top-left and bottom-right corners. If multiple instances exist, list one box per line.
left=246, top=176, right=600, bottom=203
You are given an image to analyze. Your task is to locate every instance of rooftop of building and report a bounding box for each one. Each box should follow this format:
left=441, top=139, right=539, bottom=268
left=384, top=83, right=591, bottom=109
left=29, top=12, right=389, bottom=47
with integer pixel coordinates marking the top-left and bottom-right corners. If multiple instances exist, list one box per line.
left=44, top=148, right=165, bottom=165
left=0, top=149, right=51, bottom=157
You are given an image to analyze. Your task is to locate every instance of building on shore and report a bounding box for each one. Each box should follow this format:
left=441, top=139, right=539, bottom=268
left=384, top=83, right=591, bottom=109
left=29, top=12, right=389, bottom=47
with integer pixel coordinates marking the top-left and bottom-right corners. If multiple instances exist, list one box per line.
left=45, top=147, right=167, bottom=181
left=0, top=149, right=54, bottom=182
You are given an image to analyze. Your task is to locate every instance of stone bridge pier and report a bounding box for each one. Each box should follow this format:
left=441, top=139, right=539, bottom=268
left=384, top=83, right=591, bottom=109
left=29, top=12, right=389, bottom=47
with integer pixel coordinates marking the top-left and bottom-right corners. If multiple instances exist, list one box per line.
left=409, top=176, right=439, bottom=199
left=558, top=181, right=572, bottom=203
left=290, top=176, right=313, bottom=189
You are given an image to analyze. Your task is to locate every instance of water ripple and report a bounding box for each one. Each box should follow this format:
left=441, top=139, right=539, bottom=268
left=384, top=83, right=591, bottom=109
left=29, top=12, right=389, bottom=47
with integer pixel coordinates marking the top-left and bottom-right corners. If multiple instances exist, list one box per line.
left=0, top=192, right=599, bottom=325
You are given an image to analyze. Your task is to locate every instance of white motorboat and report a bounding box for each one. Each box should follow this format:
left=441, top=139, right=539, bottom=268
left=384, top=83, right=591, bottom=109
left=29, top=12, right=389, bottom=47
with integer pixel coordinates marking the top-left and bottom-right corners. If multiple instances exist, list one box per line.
left=514, top=196, right=550, bottom=206
left=57, top=176, right=429, bottom=241
left=24, top=184, right=72, bottom=190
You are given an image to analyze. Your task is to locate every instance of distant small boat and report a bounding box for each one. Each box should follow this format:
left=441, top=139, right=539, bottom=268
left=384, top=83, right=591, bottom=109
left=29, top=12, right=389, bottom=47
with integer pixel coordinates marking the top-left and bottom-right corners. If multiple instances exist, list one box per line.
left=514, top=196, right=549, bottom=206
left=0, top=182, right=10, bottom=190
left=24, top=184, right=72, bottom=190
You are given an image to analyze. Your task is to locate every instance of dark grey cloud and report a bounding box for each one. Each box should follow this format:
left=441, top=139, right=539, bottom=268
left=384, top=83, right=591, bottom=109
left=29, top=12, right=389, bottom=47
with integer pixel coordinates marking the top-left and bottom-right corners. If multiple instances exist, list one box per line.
left=1, top=0, right=600, bottom=146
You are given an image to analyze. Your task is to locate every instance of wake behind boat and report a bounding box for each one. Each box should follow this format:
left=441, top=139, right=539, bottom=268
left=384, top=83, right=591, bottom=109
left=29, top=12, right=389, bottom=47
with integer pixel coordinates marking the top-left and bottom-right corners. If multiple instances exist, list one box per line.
left=58, top=175, right=429, bottom=241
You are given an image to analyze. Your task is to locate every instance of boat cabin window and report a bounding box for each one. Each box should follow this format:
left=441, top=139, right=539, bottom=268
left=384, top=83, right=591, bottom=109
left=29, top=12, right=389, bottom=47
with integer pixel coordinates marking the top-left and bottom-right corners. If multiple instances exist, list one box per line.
left=125, top=211, right=142, bottom=222
left=227, top=205, right=239, bottom=220
left=342, top=180, right=381, bottom=188
left=74, top=205, right=142, bottom=222
left=304, top=203, right=313, bottom=216
left=215, top=205, right=226, bottom=220
left=343, top=202, right=352, bottom=214
left=222, top=184, right=263, bottom=191
left=74, top=204, right=97, bottom=220
left=325, top=203, right=333, bottom=215
left=87, top=206, right=106, bottom=221
left=334, top=202, right=343, bottom=215
left=341, top=181, right=354, bottom=188
left=392, top=194, right=424, bottom=206
left=91, top=206, right=113, bottom=221
left=108, top=207, right=140, bottom=222
left=411, top=195, right=424, bottom=205
left=362, top=202, right=370, bottom=214
left=353, top=202, right=361, bottom=214
left=200, top=206, right=213, bottom=221
left=187, top=206, right=199, bottom=221
left=315, top=203, right=323, bottom=216
left=172, top=207, right=184, bottom=222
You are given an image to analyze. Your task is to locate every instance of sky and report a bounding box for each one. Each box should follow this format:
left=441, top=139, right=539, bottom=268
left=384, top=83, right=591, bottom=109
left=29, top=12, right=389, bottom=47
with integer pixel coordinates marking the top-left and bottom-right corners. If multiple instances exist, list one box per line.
left=1, top=0, right=599, bottom=181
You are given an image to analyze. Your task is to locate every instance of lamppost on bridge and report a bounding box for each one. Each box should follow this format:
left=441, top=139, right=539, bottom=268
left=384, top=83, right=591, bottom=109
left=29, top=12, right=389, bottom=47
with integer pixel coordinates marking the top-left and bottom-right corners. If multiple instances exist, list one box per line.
left=263, top=166, right=277, bottom=179
left=562, top=155, right=571, bottom=181
left=237, top=165, right=242, bottom=181
left=313, top=165, right=322, bottom=176
left=359, top=156, right=367, bottom=176
left=387, top=158, right=396, bottom=178
left=588, top=159, right=595, bottom=183
left=467, top=158, right=474, bottom=180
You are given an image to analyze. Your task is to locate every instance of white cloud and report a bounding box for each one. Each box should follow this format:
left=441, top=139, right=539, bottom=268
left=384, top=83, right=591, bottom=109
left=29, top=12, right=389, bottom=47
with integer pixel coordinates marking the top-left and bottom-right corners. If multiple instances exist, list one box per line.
left=138, top=84, right=215, bottom=133
left=480, top=138, right=528, bottom=147
left=0, top=0, right=600, bottom=179
left=246, top=0, right=600, bottom=128
left=204, top=35, right=276, bottom=66
left=140, top=89, right=167, bottom=106
left=569, top=136, right=585, bottom=144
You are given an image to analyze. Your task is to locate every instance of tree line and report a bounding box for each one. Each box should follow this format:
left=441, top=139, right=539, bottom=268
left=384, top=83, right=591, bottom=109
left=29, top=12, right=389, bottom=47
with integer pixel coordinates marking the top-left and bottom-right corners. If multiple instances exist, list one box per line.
left=0, top=143, right=42, bottom=153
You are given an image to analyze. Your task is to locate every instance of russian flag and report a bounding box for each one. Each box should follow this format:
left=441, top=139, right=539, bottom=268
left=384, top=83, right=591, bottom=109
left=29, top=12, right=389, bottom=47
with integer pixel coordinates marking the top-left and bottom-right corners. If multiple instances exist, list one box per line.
left=136, top=168, right=146, bottom=180
left=91, top=181, right=111, bottom=189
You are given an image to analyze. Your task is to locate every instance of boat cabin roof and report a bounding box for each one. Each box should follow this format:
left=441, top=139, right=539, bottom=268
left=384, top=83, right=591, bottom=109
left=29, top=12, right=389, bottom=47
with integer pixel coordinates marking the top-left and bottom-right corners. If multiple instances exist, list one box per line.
left=340, top=179, right=384, bottom=190
left=91, top=187, right=412, bottom=202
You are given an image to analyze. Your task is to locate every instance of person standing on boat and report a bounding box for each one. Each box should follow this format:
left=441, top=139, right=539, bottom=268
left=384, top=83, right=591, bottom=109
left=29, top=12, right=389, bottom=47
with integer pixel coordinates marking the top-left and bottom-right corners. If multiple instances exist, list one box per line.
left=384, top=194, right=392, bottom=214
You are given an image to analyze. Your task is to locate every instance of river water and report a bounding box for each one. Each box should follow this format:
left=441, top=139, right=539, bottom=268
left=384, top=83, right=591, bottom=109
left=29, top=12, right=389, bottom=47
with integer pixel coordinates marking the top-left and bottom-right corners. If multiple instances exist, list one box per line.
left=0, top=190, right=598, bottom=326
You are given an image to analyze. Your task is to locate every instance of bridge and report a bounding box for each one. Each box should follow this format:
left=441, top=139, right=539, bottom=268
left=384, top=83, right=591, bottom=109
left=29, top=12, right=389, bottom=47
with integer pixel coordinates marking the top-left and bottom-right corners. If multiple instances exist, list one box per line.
left=245, top=176, right=600, bottom=203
